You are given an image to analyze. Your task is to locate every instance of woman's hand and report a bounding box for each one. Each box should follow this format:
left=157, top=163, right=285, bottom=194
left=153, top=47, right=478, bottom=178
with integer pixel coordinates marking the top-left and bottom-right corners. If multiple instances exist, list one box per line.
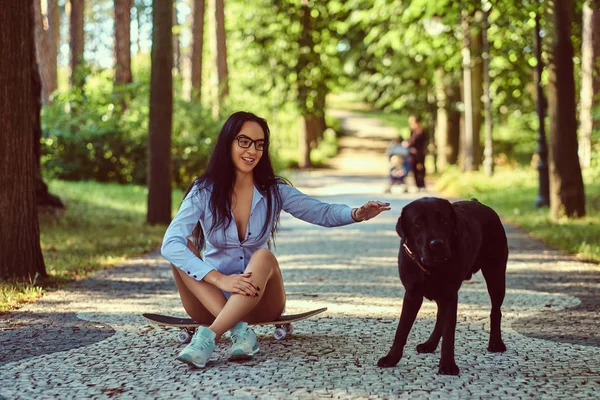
left=205, top=271, right=260, bottom=297
left=353, top=201, right=391, bottom=221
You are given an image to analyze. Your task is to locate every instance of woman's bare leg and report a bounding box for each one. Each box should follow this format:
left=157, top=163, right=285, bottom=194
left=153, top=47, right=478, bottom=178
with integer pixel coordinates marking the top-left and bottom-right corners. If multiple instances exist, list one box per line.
left=208, top=248, right=286, bottom=338
left=171, top=266, right=225, bottom=323
left=171, top=240, right=228, bottom=323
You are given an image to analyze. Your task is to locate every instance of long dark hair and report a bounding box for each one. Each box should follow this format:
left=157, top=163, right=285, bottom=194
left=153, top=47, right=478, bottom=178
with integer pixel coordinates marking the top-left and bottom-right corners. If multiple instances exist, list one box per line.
left=185, top=111, right=285, bottom=254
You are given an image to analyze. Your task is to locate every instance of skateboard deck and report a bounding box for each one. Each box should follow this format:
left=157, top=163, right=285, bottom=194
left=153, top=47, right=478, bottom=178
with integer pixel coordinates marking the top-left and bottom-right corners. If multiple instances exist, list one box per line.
left=143, top=307, right=327, bottom=342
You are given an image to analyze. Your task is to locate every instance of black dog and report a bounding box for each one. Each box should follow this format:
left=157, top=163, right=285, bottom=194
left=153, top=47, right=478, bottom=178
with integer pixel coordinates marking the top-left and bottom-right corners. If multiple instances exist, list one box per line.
left=378, top=197, right=508, bottom=375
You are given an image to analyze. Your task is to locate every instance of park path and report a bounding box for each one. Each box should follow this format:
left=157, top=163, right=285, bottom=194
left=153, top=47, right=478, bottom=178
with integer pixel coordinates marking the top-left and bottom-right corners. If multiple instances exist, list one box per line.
left=1, top=110, right=599, bottom=399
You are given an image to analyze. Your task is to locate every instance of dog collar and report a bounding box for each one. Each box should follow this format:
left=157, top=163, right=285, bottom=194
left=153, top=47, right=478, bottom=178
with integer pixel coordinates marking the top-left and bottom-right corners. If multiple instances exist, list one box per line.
left=403, top=243, right=431, bottom=275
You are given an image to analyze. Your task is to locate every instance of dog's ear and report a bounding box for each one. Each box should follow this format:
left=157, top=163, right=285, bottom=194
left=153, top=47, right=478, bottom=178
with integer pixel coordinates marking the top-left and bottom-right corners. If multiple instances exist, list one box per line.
left=444, top=199, right=458, bottom=234
left=395, top=216, right=403, bottom=238
left=396, top=205, right=410, bottom=239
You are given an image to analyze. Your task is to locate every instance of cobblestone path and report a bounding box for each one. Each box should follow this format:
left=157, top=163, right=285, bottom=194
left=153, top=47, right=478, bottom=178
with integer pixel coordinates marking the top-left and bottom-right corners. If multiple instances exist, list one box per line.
left=1, top=111, right=598, bottom=399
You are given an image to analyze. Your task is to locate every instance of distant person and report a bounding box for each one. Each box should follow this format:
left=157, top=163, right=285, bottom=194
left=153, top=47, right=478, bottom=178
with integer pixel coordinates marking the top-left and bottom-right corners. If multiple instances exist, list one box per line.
left=161, top=111, right=391, bottom=368
left=407, top=115, right=428, bottom=191
left=384, top=137, right=410, bottom=193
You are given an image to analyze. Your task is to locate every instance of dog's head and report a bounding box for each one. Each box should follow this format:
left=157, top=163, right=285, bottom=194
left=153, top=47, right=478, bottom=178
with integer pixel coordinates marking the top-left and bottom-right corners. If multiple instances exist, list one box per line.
left=396, top=197, right=457, bottom=268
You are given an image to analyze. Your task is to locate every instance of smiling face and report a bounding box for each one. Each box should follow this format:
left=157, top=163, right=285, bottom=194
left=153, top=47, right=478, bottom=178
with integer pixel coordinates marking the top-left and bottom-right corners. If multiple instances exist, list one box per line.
left=231, top=121, right=265, bottom=177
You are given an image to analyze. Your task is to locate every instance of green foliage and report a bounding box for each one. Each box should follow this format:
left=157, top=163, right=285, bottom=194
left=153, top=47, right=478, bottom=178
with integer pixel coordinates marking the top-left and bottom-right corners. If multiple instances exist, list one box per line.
left=228, top=0, right=348, bottom=115
left=435, top=165, right=600, bottom=263
left=41, top=68, right=223, bottom=190
left=0, top=180, right=184, bottom=312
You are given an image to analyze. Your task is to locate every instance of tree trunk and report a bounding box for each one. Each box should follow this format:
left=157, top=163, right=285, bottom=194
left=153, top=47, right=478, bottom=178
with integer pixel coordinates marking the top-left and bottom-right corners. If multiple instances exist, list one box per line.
left=447, top=104, right=461, bottom=165
left=47, top=0, right=59, bottom=96
left=214, top=0, right=228, bottom=105
left=114, top=0, right=133, bottom=86
left=33, top=0, right=50, bottom=103
left=172, top=3, right=181, bottom=75
left=296, top=3, right=314, bottom=169
left=547, top=0, right=586, bottom=220
left=579, top=0, right=600, bottom=169
left=469, top=11, right=484, bottom=169
left=69, top=0, right=85, bottom=88
left=190, top=0, right=205, bottom=102
left=314, top=86, right=327, bottom=142
left=434, top=68, right=449, bottom=171
left=437, top=69, right=461, bottom=167
left=32, top=7, right=65, bottom=210
left=0, top=0, right=47, bottom=280
left=147, top=0, right=173, bottom=225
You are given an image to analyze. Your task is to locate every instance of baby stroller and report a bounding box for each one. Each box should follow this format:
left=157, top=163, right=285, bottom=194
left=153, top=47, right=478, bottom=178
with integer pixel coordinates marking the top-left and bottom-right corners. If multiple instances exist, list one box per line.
left=384, top=143, right=410, bottom=193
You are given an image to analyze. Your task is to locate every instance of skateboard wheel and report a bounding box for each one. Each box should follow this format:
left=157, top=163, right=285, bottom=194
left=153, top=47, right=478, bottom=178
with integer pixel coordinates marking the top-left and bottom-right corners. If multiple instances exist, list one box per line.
left=177, top=329, right=192, bottom=344
left=284, top=324, right=293, bottom=334
left=274, top=327, right=287, bottom=340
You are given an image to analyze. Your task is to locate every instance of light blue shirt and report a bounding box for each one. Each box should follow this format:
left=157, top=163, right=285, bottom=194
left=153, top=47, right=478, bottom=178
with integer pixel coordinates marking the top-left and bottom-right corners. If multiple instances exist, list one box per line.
left=161, top=182, right=356, bottom=281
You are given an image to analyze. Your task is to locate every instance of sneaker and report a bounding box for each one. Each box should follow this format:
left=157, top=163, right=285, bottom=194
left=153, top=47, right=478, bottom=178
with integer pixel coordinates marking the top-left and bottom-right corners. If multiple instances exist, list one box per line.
left=229, top=322, right=259, bottom=360
left=176, top=326, right=216, bottom=368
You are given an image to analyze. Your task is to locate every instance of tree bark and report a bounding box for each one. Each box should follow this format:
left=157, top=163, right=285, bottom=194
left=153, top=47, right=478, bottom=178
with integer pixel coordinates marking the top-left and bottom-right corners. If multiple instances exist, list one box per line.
left=32, top=7, right=65, bottom=210
left=214, top=0, right=228, bottom=105
left=0, top=0, right=47, bottom=280
left=47, top=0, right=59, bottom=96
left=33, top=0, right=59, bottom=103
left=436, top=69, right=461, bottom=168
left=69, top=0, right=85, bottom=88
left=190, top=0, right=206, bottom=102
left=579, top=0, right=600, bottom=169
left=546, top=0, right=586, bottom=220
left=296, top=3, right=315, bottom=169
left=34, top=0, right=50, bottom=103
left=172, top=4, right=181, bottom=75
left=147, top=0, right=173, bottom=225
left=469, top=11, right=484, bottom=169
left=114, top=0, right=133, bottom=86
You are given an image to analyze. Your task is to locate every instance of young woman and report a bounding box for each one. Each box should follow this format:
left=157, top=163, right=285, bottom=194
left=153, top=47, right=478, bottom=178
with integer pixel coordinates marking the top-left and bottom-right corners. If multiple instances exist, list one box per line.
left=161, top=111, right=390, bottom=368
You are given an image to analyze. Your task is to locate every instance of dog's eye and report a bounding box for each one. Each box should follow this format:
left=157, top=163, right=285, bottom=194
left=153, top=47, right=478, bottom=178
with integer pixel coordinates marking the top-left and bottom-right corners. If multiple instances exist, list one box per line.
left=414, top=219, right=423, bottom=227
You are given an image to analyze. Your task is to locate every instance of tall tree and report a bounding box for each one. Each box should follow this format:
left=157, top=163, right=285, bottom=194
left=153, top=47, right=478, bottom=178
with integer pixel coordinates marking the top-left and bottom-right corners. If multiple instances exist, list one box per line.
left=32, top=2, right=65, bottom=209
left=0, top=0, right=47, bottom=280
left=33, top=0, right=60, bottom=103
left=468, top=10, right=484, bottom=170
left=147, top=0, right=173, bottom=225
left=173, top=2, right=181, bottom=75
left=546, top=0, right=586, bottom=220
left=579, top=0, right=600, bottom=169
left=69, top=0, right=85, bottom=88
left=190, top=0, right=206, bottom=102
left=114, top=0, right=133, bottom=86
left=297, top=2, right=318, bottom=168
left=214, top=0, right=228, bottom=106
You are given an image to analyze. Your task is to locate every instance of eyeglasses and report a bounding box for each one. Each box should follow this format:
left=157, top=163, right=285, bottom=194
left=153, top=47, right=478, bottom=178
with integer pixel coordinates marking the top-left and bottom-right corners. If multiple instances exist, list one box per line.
left=235, top=135, right=267, bottom=151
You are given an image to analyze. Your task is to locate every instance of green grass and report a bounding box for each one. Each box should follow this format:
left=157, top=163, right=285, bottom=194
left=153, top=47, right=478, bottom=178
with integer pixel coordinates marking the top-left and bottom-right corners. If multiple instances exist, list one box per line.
left=0, top=180, right=184, bottom=312
left=435, top=166, right=600, bottom=263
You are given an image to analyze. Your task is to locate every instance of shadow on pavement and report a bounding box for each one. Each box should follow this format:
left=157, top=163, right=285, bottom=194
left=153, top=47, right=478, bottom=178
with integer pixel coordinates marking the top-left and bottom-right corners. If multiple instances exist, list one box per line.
left=0, top=312, right=114, bottom=366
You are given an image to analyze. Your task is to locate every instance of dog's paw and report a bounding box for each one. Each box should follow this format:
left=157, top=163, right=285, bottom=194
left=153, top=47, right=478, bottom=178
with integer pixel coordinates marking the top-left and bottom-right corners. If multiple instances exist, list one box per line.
left=487, top=340, right=507, bottom=353
left=416, top=341, right=438, bottom=353
left=377, top=354, right=401, bottom=368
left=438, top=362, right=460, bottom=375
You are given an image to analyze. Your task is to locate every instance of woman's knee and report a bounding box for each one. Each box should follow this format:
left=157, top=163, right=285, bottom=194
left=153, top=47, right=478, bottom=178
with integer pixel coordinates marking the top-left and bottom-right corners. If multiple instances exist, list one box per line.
left=247, top=248, right=279, bottom=273
left=249, top=248, right=278, bottom=265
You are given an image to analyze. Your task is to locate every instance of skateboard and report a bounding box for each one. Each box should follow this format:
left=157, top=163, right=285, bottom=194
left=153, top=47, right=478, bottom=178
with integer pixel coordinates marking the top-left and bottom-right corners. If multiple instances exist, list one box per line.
left=143, top=307, right=327, bottom=343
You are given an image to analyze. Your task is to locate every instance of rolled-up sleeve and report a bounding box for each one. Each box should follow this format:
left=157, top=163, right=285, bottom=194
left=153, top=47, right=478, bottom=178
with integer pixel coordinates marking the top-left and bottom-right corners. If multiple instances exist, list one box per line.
left=278, top=183, right=356, bottom=227
left=160, top=188, right=217, bottom=281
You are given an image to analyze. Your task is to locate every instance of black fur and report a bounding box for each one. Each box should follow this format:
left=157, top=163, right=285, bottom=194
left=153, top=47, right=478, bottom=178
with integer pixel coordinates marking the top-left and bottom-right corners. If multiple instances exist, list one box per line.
left=378, top=197, right=508, bottom=375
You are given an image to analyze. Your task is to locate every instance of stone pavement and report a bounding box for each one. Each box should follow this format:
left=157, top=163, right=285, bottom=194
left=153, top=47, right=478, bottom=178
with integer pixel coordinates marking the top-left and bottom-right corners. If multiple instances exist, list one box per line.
left=1, top=111, right=599, bottom=399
